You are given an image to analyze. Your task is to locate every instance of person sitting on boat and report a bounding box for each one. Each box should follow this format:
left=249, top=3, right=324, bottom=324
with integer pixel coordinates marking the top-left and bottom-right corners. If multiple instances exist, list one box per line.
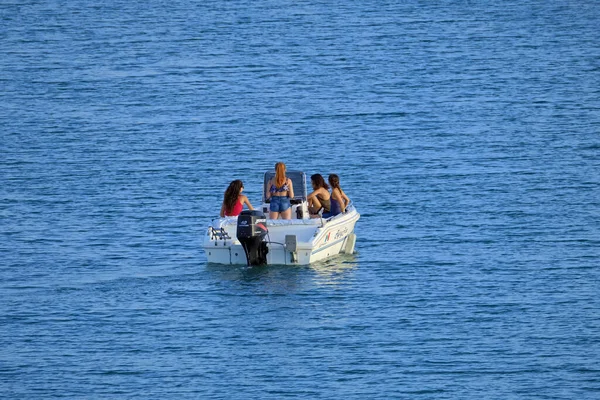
left=324, top=174, right=350, bottom=218
left=265, top=162, right=294, bottom=220
left=307, top=173, right=331, bottom=218
left=220, top=180, right=254, bottom=217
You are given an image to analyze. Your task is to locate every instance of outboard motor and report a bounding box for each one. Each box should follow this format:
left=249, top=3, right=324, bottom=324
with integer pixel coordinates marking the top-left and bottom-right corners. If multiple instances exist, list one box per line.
left=236, top=210, right=269, bottom=266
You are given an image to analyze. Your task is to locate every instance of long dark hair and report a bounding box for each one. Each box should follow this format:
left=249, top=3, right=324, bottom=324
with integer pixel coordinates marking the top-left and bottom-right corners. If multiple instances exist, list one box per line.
left=328, top=174, right=341, bottom=191
left=223, top=180, right=243, bottom=214
left=311, top=174, right=329, bottom=190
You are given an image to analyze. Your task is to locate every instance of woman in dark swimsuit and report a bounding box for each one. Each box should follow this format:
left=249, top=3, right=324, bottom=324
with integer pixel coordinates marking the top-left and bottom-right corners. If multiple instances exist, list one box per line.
left=265, top=162, right=294, bottom=220
left=327, top=174, right=350, bottom=217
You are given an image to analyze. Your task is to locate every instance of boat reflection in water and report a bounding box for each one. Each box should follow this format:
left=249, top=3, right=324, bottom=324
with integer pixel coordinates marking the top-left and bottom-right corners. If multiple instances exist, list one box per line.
left=309, top=255, right=358, bottom=286
left=204, top=254, right=358, bottom=295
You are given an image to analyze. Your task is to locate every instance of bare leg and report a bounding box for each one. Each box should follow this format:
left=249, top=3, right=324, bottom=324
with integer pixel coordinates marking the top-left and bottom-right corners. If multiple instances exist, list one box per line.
left=269, top=211, right=280, bottom=219
left=280, top=208, right=292, bottom=220
left=309, top=197, right=322, bottom=215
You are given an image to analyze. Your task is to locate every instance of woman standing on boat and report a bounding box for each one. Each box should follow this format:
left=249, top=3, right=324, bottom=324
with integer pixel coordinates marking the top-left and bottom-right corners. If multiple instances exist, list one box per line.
left=327, top=174, right=350, bottom=217
left=220, top=180, right=254, bottom=217
left=266, top=162, right=294, bottom=220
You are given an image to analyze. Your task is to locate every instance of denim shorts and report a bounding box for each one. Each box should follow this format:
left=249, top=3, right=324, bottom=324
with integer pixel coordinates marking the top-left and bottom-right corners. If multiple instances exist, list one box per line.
left=269, top=196, right=291, bottom=213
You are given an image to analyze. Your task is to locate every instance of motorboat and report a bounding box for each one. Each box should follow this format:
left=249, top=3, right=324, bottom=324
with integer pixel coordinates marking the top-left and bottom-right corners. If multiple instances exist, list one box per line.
left=203, top=171, right=360, bottom=265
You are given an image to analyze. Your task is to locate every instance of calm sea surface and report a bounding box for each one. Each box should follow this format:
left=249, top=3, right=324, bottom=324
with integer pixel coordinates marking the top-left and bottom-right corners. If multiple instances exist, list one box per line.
left=1, top=0, right=599, bottom=398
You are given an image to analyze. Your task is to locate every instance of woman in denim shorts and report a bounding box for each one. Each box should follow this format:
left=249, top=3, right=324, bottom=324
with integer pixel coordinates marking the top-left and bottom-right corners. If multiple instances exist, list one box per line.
left=265, top=162, right=295, bottom=220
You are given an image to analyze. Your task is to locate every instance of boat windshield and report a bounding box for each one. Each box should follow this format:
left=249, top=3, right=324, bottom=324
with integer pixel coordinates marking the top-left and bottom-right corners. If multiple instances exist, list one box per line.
left=263, top=170, right=307, bottom=203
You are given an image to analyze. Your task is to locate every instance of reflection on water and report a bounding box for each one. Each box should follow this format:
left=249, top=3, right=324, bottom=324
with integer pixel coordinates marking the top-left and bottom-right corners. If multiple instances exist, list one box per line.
left=309, top=254, right=358, bottom=286
left=205, top=253, right=358, bottom=292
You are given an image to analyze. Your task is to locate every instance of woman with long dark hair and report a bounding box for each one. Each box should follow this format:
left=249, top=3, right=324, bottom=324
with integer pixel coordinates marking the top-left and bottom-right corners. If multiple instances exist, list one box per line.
left=327, top=174, right=350, bottom=217
left=307, top=174, right=331, bottom=217
left=265, top=162, right=294, bottom=219
left=220, top=180, right=254, bottom=217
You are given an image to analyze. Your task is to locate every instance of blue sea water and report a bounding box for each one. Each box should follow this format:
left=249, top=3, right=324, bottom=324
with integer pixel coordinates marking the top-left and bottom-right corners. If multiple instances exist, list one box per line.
left=1, top=0, right=599, bottom=398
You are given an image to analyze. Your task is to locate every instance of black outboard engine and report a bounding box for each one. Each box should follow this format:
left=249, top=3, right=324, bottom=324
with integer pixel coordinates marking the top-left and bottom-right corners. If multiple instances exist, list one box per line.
left=236, top=210, right=269, bottom=266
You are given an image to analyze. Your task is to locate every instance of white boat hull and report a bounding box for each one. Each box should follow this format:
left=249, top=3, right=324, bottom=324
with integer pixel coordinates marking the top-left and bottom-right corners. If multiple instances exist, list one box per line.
left=203, top=205, right=360, bottom=265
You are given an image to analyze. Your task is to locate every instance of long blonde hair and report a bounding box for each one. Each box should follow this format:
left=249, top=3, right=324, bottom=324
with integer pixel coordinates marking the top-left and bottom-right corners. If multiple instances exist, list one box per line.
left=274, top=162, right=286, bottom=188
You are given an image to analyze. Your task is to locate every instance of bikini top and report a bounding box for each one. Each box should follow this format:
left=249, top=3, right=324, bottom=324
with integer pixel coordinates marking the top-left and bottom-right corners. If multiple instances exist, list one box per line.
left=269, top=181, right=290, bottom=193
